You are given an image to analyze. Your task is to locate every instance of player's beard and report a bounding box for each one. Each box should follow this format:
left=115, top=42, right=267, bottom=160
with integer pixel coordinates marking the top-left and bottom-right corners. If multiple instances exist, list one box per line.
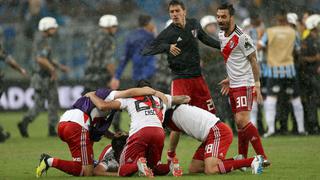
left=219, top=21, right=230, bottom=31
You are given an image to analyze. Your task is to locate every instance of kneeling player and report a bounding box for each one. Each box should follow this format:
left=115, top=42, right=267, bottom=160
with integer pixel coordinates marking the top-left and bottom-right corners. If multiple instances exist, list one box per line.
left=86, top=81, right=189, bottom=177
left=35, top=87, right=157, bottom=177
left=164, top=104, right=264, bottom=175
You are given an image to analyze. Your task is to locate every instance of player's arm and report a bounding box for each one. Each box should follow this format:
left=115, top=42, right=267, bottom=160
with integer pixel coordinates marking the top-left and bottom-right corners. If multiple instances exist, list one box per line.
left=167, top=131, right=181, bottom=162
left=154, top=90, right=190, bottom=107
left=86, top=92, right=122, bottom=111
left=197, top=21, right=220, bottom=49
left=93, top=164, right=118, bottom=176
left=141, top=29, right=171, bottom=55
left=114, top=87, right=156, bottom=99
left=248, top=52, right=263, bottom=104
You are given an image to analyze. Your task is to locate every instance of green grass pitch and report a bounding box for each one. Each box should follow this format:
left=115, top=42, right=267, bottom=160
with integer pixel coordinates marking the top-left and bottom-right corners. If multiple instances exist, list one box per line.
left=0, top=111, right=320, bottom=180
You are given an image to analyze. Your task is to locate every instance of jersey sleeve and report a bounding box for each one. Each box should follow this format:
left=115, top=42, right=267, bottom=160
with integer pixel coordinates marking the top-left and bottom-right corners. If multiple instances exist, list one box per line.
left=165, top=94, right=172, bottom=109
left=106, top=91, right=118, bottom=101
left=239, top=34, right=256, bottom=57
left=114, top=98, right=127, bottom=109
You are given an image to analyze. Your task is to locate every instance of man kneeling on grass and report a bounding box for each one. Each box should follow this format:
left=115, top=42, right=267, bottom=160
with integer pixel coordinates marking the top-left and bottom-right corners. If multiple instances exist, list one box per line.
left=164, top=104, right=264, bottom=175
left=86, top=80, right=189, bottom=177
left=36, top=86, right=157, bottom=177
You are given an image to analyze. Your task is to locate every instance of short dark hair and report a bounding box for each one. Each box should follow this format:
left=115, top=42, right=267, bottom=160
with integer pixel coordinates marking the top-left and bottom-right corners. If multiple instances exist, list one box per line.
left=111, top=135, right=128, bottom=162
left=217, top=3, right=235, bottom=16
left=136, top=80, right=152, bottom=88
left=138, top=14, right=152, bottom=27
left=168, top=0, right=185, bottom=10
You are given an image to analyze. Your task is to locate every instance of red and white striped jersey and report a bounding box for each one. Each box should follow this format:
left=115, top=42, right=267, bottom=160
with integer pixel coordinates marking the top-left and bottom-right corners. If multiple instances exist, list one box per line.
left=219, top=25, right=256, bottom=88
left=116, top=95, right=172, bottom=136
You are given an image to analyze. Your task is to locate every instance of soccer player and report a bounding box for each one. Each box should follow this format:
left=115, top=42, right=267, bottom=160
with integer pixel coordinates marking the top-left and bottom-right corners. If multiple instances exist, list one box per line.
left=93, top=134, right=128, bottom=176
left=164, top=104, right=264, bottom=175
left=216, top=3, right=268, bottom=164
left=142, top=0, right=220, bottom=114
left=86, top=81, right=189, bottom=177
left=35, top=86, right=157, bottom=177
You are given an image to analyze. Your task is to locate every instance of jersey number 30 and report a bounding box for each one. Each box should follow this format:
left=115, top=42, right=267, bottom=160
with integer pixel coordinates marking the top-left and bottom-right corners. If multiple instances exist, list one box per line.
left=236, top=96, right=247, bottom=108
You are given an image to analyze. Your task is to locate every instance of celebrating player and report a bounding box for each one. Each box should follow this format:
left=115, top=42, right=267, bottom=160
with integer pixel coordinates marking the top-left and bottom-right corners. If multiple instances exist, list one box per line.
left=164, top=104, right=264, bottom=175
left=216, top=3, right=269, bottom=164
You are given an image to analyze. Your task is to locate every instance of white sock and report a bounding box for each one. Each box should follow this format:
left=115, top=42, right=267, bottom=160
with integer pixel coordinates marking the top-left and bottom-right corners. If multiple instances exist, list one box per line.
left=291, top=97, right=305, bottom=133
left=250, top=101, right=258, bottom=127
left=47, top=158, right=53, bottom=167
left=264, top=96, right=277, bottom=134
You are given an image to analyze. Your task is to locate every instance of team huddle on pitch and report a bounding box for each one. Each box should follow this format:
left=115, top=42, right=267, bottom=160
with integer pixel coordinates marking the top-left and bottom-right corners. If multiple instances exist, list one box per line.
left=35, top=1, right=271, bottom=178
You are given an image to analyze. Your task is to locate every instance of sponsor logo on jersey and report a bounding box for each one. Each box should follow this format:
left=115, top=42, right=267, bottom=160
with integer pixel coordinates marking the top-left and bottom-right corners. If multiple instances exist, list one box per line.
left=244, top=37, right=253, bottom=49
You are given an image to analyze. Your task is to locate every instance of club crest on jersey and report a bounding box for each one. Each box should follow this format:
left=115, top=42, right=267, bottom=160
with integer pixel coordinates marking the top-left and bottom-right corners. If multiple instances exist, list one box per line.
left=191, top=29, right=198, bottom=38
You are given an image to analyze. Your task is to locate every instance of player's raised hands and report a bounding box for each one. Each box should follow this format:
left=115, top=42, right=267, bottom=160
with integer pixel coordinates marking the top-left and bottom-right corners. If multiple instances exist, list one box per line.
left=170, top=44, right=181, bottom=56
left=219, top=78, right=230, bottom=96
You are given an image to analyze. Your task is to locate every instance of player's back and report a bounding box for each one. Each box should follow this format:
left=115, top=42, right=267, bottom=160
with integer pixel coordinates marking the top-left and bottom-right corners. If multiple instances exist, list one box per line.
left=172, top=104, right=220, bottom=142
left=117, top=95, right=168, bottom=136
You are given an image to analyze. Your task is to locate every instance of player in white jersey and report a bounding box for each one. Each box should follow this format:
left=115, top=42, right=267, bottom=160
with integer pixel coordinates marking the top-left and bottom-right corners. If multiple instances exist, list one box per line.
left=216, top=3, right=269, bottom=165
left=164, top=104, right=264, bottom=175
left=85, top=80, right=189, bottom=177
left=36, top=87, right=157, bottom=178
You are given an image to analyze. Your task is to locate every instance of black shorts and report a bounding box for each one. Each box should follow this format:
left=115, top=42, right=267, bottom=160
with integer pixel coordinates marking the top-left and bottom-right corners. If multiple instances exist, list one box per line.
left=266, top=77, right=300, bottom=98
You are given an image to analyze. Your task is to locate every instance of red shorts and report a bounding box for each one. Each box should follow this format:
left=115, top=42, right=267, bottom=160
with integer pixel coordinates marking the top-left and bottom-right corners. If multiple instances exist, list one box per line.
left=119, top=127, right=165, bottom=169
left=171, top=76, right=216, bottom=114
left=229, top=86, right=255, bottom=113
left=58, top=122, right=94, bottom=166
left=193, top=122, right=233, bottom=160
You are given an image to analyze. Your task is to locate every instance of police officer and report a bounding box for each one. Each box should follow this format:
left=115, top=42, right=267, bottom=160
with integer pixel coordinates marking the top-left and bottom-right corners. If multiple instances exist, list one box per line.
left=18, top=17, right=69, bottom=138
left=83, top=14, right=118, bottom=93
left=83, top=15, right=121, bottom=132
left=0, top=43, right=27, bottom=142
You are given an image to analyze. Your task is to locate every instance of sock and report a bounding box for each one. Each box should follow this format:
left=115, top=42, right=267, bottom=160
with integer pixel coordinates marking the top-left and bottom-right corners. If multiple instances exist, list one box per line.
left=153, top=164, right=170, bottom=176
left=264, top=96, right=277, bottom=134
left=47, top=158, right=53, bottom=166
left=244, top=122, right=267, bottom=159
left=218, top=158, right=254, bottom=174
left=291, top=97, right=305, bottom=133
left=250, top=101, right=258, bottom=127
left=52, top=158, right=82, bottom=176
left=118, top=164, right=138, bottom=177
left=238, top=126, right=249, bottom=158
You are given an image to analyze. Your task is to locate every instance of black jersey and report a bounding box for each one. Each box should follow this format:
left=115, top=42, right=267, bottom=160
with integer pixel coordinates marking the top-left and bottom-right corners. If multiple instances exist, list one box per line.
left=142, top=18, right=220, bottom=79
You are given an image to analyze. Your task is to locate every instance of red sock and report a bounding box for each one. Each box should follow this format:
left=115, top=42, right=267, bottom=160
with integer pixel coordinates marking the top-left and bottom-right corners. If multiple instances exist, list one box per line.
left=218, top=158, right=254, bottom=174
left=238, top=126, right=249, bottom=158
left=118, top=164, right=138, bottom=177
left=244, top=122, right=267, bottom=159
left=52, top=158, right=82, bottom=176
left=153, top=164, right=170, bottom=176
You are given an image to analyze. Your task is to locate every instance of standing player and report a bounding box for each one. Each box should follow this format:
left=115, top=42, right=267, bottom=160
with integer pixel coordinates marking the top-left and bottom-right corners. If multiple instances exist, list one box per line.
left=35, top=86, right=157, bottom=177
left=216, top=3, right=268, bottom=164
left=86, top=81, right=189, bottom=177
left=164, top=104, right=264, bottom=175
left=142, top=0, right=220, bottom=114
